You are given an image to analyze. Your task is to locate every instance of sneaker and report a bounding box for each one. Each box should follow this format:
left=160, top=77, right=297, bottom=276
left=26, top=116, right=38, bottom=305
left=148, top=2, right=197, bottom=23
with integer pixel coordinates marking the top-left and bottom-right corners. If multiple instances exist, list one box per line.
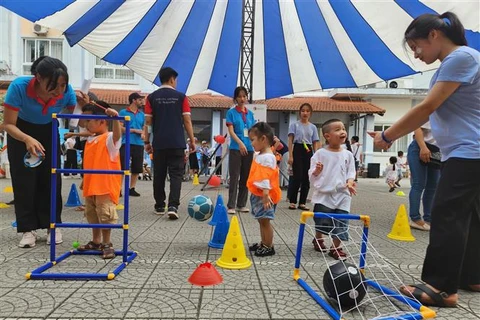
left=154, top=205, right=165, bottom=216
left=19, top=231, right=37, bottom=248
left=328, top=247, right=347, bottom=260
left=395, top=182, right=401, bottom=187
left=167, top=206, right=179, bottom=220
left=255, top=244, right=275, bottom=257
left=7, top=199, right=15, bottom=205
left=237, top=207, right=250, bottom=213
left=227, top=208, right=236, bottom=214
left=249, top=242, right=261, bottom=251
left=389, top=187, right=395, bottom=192
left=46, top=229, right=63, bottom=245
left=312, top=238, right=328, bottom=252
left=129, top=188, right=141, bottom=197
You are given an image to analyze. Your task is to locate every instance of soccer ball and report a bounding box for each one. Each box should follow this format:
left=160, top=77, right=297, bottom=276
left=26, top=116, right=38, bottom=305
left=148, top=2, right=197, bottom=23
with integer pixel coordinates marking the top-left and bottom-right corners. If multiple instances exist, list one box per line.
left=323, top=262, right=367, bottom=309
left=188, top=195, right=214, bottom=221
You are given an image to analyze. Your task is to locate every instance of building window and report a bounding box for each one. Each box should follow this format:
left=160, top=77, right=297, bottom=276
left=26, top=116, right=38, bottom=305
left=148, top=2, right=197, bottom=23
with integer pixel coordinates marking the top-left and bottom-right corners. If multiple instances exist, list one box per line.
left=374, top=124, right=408, bottom=153
left=94, top=57, right=134, bottom=81
left=23, top=39, right=63, bottom=74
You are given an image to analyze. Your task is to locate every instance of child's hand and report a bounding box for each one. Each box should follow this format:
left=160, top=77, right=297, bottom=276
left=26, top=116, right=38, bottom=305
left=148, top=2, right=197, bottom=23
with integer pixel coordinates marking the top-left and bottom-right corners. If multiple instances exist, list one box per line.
left=346, top=179, right=357, bottom=196
left=105, top=108, right=119, bottom=117
left=313, top=161, right=323, bottom=176
left=262, top=194, right=272, bottom=210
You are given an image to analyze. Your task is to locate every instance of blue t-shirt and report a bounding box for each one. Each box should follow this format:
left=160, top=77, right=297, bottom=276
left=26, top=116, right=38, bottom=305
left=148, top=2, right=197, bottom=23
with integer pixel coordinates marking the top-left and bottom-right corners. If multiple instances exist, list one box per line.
left=226, top=106, right=255, bottom=152
left=429, top=46, right=480, bottom=161
left=119, top=108, right=145, bottom=146
left=4, top=76, right=76, bottom=124
left=288, top=121, right=320, bottom=145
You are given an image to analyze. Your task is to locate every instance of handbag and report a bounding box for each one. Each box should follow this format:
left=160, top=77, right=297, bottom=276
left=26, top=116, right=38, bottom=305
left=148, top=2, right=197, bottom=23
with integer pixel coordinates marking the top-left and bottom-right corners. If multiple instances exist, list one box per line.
left=420, top=142, right=442, bottom=169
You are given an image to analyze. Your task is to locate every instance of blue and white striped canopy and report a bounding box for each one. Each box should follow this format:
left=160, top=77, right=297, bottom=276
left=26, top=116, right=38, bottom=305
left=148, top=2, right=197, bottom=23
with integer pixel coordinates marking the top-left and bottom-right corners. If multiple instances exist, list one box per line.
left=1, top=0, right=479, bottom=99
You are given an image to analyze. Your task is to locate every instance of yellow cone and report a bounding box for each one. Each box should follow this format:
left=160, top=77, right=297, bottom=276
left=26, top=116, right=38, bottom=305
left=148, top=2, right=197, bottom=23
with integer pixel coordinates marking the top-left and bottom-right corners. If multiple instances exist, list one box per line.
left=116, top=204, right=124, bottom=210
left=3, top=186, right=13, bottom=193
left=396, top=191, right=406, bottom=197
left=192, top=174, right=199, bottom=186
left=0, top=203, right=10, bottom=209
left=387, top=204, right=415, bottom=242
left=216, top=216, right=252, bottom=270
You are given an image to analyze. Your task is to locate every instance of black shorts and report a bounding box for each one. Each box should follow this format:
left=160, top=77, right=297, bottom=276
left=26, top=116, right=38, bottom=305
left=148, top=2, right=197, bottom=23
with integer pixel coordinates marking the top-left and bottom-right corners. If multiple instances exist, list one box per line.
left=120, top=144, right=144, bottom=174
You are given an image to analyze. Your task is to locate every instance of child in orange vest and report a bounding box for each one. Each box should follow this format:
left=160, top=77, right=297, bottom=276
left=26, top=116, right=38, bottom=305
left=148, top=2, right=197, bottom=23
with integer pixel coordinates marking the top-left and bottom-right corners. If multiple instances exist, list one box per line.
left=77, top=101, right=121, bottom=259
left=246, top=122, right=281, bottom=257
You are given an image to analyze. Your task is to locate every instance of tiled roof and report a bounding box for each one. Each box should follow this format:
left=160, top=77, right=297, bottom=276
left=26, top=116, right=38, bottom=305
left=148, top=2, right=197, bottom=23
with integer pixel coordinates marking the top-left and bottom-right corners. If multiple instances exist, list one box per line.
left=256, top=97, right=385, bottom=114
left=189, top=94, right=385, bottom=114
left=89, top=89, right=142, bottom=106
left=1, top=85, right=385, bottom=114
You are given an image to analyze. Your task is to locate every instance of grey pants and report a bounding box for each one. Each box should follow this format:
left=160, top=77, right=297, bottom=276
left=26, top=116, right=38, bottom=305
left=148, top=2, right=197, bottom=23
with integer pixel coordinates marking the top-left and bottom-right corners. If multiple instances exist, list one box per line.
left=227, top=150, right=253, bottom=209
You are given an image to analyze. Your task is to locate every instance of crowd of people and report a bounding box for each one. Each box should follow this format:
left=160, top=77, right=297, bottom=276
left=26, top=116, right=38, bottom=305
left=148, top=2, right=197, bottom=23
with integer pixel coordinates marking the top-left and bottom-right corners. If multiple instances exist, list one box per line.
left=0, top=10, right=478, bottom=308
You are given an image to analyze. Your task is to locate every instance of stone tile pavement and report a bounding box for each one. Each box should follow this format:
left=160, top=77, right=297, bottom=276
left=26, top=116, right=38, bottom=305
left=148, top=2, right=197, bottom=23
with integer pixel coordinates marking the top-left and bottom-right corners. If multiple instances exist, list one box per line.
left=0, top=176, right=478, bottom=320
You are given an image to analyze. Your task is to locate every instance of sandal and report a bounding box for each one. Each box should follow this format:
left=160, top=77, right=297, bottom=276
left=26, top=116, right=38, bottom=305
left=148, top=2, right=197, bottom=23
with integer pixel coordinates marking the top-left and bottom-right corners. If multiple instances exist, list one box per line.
left=77, top=241, right=102, bottom=251
left=400, top=284, right=457, bottom=307
left=288, top=204, right=297, bottom=210
left=409, top=220, right=430, bottom=231
left=101, top=243, right=115, bottom=259
left=297, top=204, right=310, bottom=211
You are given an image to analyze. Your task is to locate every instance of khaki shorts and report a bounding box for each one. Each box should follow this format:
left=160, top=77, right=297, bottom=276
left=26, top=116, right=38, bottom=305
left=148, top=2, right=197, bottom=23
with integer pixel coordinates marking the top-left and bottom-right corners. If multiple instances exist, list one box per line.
left=85, top=194, right=118, bottom=224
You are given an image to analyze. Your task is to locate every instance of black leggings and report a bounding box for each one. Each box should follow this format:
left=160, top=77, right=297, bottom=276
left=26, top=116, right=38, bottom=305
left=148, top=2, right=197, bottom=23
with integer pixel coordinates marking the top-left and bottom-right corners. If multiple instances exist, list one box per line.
left=421, top=158, right=480, bottom=293
left=8, top=118, right=62, bottom=232
left=289, top=143, right=312, bottom=205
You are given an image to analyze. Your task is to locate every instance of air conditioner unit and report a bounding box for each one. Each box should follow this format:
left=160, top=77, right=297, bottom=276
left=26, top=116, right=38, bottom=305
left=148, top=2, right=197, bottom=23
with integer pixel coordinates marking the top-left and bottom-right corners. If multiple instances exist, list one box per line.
left=388, top=81, right=399, bottom=89
left=33, top=24, right=49, bottom=35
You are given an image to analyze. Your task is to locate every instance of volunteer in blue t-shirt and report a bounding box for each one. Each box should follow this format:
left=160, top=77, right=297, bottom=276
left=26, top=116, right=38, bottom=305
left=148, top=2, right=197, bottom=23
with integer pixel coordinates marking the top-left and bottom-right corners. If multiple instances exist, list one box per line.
left=371, top=12, right=480, bottom=307
left=119, top=92, right=145, bottom=197
left=225, top=86, right=255, bottom=214
left=3, top=56, right=76, bottom=248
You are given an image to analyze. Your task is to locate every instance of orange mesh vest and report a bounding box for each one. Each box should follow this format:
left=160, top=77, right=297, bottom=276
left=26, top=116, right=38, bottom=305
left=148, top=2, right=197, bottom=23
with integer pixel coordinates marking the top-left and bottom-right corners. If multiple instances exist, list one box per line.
left=247, top=158, right=281, bottom=204
left=83, top=133, right=122, bottom=204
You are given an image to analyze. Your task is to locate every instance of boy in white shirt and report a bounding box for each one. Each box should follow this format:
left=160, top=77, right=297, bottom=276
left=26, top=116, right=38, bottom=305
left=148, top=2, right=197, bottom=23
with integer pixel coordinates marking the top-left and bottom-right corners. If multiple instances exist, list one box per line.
left=309, top=119, right=356, bottom=260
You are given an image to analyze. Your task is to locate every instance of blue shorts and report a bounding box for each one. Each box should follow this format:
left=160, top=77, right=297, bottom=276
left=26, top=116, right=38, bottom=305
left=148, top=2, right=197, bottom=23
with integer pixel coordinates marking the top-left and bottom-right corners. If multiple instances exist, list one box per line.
left=313, top=203, right=349, bottom=241
left=250, top=194, right=275, bottom=220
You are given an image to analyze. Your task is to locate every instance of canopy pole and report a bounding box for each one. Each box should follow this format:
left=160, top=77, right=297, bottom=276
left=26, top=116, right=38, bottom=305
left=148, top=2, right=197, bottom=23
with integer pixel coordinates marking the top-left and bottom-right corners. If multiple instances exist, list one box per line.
left=241, top=0, right=255, bottom=103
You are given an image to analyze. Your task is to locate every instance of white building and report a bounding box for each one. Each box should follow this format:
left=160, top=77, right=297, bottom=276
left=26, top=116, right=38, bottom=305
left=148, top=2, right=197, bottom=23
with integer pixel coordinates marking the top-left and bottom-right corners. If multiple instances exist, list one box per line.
left=0, top=9, right=435, bottom=176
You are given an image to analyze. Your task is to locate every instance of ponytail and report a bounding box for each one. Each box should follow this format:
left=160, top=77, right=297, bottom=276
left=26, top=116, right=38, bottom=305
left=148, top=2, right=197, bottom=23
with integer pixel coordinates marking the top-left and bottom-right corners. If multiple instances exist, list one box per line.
left=404, top=11, right=467, bottom=46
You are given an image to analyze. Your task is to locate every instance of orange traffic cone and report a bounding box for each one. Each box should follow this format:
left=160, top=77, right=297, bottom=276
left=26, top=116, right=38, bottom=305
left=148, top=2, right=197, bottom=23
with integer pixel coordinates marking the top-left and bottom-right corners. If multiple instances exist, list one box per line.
left=188, top=262, right=223, bottom=286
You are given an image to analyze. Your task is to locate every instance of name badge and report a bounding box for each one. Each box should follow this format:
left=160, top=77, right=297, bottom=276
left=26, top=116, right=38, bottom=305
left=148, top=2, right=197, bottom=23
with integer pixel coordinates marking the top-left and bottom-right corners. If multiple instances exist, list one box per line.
left=244, top=128, right=249, bottom=138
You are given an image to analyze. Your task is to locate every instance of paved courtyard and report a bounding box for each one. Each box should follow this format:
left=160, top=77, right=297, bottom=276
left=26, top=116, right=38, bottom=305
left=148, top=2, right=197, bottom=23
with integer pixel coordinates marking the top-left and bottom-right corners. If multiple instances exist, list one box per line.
left=0, top=176, right=478, bottom=320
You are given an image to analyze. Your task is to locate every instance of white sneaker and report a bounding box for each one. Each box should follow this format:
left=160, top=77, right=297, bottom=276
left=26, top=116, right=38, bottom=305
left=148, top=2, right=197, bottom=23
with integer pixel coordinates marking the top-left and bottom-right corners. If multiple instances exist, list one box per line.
left=237, top=207, right=250, bottom=213
left=19, top=231, right=37, bottom=248
left=227, top=208, right=236, bottom=214
left=46, top=229, right=63, bottom=245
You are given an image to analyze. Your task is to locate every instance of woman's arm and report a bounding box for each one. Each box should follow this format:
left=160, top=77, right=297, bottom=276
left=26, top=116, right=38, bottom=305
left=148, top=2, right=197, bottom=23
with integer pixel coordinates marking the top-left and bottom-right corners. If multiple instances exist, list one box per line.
left=371, top=81, right=461, bottom=148
left=3, top=108, right=45, bottom=155
left=287, top=134, right=294, bottom=165
left=227, top=125, right=247, bottom=155
left=413, top=128, right=432, bottom=163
